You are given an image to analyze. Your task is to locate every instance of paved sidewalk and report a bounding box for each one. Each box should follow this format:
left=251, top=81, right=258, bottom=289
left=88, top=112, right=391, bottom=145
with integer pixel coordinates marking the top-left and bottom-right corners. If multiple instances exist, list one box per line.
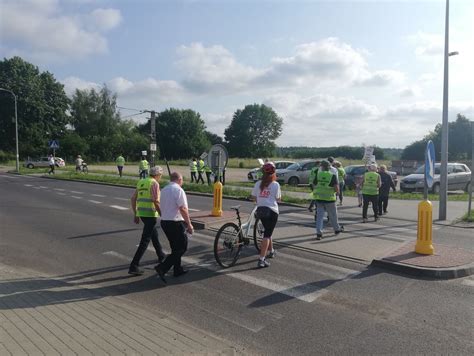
left=0, top=263, right=237, bottom=355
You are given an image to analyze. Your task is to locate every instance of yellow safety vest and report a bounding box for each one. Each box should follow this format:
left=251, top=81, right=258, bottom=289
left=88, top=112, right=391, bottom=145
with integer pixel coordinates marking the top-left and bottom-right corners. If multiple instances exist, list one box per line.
left=190, top=161, right=197, bottom=172
left=198, top=159, right=205, bottom=172
left=314, top=171, right=336, bottom=202
left=139, top=159, right=149, bottom=171
left=136, top=178, right=158, bottom=217
left=362, top=172, right=379, bottom=195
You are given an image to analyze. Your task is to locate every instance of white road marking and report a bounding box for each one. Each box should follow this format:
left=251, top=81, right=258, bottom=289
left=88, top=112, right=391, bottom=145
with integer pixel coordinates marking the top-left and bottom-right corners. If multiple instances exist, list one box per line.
left=461, top=279, right=474, bottom=287
left=188, top=208, right=200, bottom=212
left=110, top=205, right=128, bottom=210
left=71, top=196, right=83, bottom=199
left=24, top=184, right=33, bottom=187
left=56, top=192, right=66, bottom=196
left=39, top=186, right=48, bottom=189
left=70, top=191, right=84, bottom=194
left=54, top=188, right=65, bottom=191
left=114, top=197, right=129, bottom=201
left=88, top=200, right=102, bottom=204
left=33, top=186, right=41, bottom=189
left=92, top=194, right=106, bottom=197
left=102, top=251, right=130, bottom=261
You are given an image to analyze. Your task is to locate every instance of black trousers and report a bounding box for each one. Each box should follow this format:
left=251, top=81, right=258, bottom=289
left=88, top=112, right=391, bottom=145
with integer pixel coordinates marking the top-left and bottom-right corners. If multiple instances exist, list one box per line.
left=259, top=208, right=279, bottom=238
left=159, top=220, right=188, bottom=274
left=196, top=171, right=205, bottom=184
left=378, top=195, right=389, bottom=214
left=48, top=164, right=55, bottom=174
left=130, top=217, right=165, bottom=267
left=117, top=166, right=123, bottom=177
left=205, top=172, right=211, bottom=185
left=190, top=172, right=197, bottom=183
left=362, top=194, right=379, bottom=219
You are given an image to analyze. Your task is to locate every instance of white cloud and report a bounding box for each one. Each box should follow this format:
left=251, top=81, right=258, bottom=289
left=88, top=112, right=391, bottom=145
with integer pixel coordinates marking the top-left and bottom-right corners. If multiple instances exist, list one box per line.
left=407, top=32, right=444, bottom=57
left=398, top=86, right=421, bottom=98
left=0, top=0, right=121, bottom=62
left=62, top=76, right=101, bottom=96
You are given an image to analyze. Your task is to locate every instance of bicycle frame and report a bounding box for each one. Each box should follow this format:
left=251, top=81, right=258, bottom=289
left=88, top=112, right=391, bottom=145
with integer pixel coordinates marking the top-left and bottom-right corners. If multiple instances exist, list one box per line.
left=239, top=205, right=258, bottom=239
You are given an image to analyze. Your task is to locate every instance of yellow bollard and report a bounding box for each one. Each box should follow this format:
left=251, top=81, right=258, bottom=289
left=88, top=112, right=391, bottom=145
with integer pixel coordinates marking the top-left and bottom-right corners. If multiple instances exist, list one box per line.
left=211, top=181, right=223, bottom=217
left=415, top=200, right=434, bottom=255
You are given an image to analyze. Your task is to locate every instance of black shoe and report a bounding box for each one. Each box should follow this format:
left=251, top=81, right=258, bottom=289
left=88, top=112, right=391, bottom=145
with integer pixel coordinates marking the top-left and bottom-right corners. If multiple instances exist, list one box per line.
left=128, top=266, right=144, bottom=276
left=316, top=233, right=322, bottom=240
left=158, top=254, right=167, bottom=263
left=154, top=265, right=167, bottom=284
left=173, top=269, right=189, bottom=277
left=335, top=230, right=342, bottom=235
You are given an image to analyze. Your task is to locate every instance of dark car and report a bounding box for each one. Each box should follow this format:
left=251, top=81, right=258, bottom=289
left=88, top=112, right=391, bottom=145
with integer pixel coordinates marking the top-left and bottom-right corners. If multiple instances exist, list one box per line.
left=344, top=165, right=398, bottom=190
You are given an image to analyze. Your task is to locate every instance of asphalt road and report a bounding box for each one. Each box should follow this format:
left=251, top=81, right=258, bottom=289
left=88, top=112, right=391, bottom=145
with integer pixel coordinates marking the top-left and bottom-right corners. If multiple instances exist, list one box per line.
left=1, top=173, right=473, bottom=355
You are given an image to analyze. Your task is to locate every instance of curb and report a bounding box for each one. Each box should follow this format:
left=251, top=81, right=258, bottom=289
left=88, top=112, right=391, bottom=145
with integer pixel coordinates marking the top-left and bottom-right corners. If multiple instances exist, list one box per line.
left=370, top=259, right=474, bottom=279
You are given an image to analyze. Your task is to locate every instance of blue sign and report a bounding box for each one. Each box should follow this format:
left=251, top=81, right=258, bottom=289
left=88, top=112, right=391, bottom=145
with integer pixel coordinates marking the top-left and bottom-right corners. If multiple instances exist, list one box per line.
left=49, top=140, right=60, bottom=149
left=425, top=140, right=436, bottom=188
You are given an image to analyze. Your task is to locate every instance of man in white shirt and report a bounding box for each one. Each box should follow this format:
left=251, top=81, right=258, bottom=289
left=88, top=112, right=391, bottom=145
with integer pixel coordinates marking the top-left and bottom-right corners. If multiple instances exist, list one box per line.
left=155, top=172, right=194, bottom=283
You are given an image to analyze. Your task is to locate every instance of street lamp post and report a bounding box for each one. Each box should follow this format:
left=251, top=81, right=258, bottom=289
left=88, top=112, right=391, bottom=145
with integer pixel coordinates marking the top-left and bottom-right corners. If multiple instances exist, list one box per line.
left=438, top=0, right=458, bottom=220
left=0, top=88, right=19, bottom=173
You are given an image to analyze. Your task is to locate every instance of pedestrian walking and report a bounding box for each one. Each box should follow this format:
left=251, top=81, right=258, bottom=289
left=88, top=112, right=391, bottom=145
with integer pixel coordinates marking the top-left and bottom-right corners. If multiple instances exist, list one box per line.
left=129, top=166, right=166, bottom=275
left=327, top=157, right=340, bottom=184
left=307, top=160, right=321, bottom=212
left=139, top=156, right=149, bottom=179
left=116, top=154, right=125, bottom=177
left=204, top=163, right=212, bottom=185
left=378, top=164, right=396, bottom=215
left=361, top=164, right=381, bottom=223
left=155, top=172, right=194, bottom=283
left=251, top=162, right=281, bottom=268
left=47, top=154, right=55, bottom=175
left=189, top=158, right=197, bottom=183
left=333, top=161, right=345, bottom=205
left=196, top=158, right=205, bottom=184
left=313, top=160, right=343, bottom=240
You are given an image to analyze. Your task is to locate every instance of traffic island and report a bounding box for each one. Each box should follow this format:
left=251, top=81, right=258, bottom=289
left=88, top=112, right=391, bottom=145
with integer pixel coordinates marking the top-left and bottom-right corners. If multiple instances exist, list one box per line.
left=190, top=210, right=248, bottom=230
left=371, top=242, right=474, bottom=279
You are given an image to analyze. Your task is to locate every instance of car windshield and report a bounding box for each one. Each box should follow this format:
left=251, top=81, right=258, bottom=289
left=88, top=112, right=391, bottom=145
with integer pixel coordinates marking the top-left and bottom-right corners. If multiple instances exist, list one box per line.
left=286, top=163, right=300, bottom=170
left=414, top=165, right=441, bottom=174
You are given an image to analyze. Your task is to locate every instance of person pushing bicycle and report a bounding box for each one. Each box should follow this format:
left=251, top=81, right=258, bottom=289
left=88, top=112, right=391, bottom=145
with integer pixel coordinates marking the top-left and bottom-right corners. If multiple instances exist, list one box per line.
left=250, top=162, right=281, bottom=268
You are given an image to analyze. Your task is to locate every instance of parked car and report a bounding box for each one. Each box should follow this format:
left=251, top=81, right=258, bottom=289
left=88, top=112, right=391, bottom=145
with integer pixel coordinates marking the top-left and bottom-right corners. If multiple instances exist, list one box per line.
left=400, top=162, right=471, bottom=193
left=247, top=160, right=295, bottom=181
left=24, top=157, right=66, bottom=169
left=344, top=165, right=398, bottom=190
left=276, top=159, right=320, bottom=186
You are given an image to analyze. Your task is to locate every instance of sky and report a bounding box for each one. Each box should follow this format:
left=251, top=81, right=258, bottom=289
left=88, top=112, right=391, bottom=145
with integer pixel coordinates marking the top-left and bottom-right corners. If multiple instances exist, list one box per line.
left=1, top=0, right=473, bottom=149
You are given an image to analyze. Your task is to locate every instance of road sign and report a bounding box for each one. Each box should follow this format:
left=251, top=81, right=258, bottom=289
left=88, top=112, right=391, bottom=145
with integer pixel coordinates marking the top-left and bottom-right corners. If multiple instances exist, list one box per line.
left=150, top=143, right=157, bottom=151
left=49, top=140, right=59, bottom=149
left=207, top=144, right=228, bottom=174
left=425, top=140, right=436, bottom=189
left=363, top=146, right=374, bottom=160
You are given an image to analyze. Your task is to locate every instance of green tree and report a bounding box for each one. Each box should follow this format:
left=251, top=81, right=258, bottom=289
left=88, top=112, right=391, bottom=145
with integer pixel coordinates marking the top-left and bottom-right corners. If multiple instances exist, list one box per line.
left=0, top=56, right=70, bottom=157
left=224, top=104, right=283, bottom=158
left=402, top=114, right=472, bottom=160
left=151, top=108, right=210, bottom=159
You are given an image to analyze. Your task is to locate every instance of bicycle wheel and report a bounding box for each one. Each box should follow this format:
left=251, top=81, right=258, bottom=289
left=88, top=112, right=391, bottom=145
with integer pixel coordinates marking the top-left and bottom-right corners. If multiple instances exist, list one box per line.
left=253, top=217, right=265, bottom=253
left=214, top=222, right=242, bottom=268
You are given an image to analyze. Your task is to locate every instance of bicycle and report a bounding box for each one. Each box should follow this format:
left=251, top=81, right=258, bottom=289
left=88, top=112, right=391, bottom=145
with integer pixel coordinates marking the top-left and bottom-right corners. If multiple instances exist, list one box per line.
left=214, top=205, right=265, bottom=268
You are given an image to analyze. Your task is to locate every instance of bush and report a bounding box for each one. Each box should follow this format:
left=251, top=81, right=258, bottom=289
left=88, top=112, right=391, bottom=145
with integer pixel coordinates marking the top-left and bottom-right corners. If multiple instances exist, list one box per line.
left=238, top=161, right=244, bottom=168
left=0, top=150, right=15, bottom=163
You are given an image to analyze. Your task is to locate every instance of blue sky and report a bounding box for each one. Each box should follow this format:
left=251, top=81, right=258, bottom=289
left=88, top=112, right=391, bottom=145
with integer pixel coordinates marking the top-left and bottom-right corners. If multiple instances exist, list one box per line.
left=1, top=0, right=473, bottom=148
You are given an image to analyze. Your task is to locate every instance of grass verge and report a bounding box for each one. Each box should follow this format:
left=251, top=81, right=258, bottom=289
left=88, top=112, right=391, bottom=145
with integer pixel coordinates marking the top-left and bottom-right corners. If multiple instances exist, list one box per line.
left=461, top=210, right=474, bottom=222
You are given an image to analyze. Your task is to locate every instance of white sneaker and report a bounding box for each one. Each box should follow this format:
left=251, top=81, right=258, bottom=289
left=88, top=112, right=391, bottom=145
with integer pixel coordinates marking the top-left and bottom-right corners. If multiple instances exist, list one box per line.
left=257, top=259, right=270, bottom=268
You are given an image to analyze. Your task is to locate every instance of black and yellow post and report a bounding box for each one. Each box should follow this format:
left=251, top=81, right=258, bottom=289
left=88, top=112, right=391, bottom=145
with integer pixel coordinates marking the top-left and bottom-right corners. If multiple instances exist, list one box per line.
left=415, top=150, right=434, bottom=255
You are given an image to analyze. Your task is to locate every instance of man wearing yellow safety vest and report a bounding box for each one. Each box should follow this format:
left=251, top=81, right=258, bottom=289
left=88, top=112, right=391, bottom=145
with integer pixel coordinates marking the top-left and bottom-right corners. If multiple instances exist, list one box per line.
left=116, top=154, right=125, bottom=177
left=361, top=164, right=382, bottom=223
left=189, top=158, right=197, bottom=183
left=129, top=166, right=166, bottom=275
left=203, top=163, right=212, bottom=185
left=313, top=160, right=343, bottom=240
left=196, top=158, right=205, bottom=184
left=139, top=156, right=149, bottom=179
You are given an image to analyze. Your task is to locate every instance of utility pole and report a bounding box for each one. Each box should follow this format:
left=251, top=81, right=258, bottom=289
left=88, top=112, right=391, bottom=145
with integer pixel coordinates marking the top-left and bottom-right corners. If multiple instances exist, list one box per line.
left=150, top=110, right=156, bottom=166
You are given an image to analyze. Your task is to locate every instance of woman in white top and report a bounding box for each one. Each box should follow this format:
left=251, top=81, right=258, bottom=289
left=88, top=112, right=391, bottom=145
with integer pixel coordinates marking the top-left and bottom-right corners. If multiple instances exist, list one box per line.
left=251, top=162, right=281, bottom=268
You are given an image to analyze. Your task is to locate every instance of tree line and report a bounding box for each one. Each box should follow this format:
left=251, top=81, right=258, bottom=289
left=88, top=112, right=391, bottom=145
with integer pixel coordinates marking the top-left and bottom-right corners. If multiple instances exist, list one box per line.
left=1, top=56, right=469, bottom=164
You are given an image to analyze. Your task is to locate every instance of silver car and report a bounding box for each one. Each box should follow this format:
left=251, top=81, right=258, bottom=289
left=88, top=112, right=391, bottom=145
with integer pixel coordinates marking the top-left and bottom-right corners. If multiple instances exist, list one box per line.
left=24, top=157, right=66, bottom=169
left=400, top=163, right=471, bottom=193
left=276, top=159, right=320, bottom=186
left=247, top=160, right=295, bottom=181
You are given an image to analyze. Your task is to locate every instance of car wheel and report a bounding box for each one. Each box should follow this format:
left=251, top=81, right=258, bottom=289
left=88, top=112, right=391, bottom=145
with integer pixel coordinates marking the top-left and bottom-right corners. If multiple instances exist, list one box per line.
left=431, top=183, right=440, bottom=194
left=288, top=177, right=299, bottom=186
left=465, top=182, right=471, bottom=193
left=26, top=163, right=34, bottom=169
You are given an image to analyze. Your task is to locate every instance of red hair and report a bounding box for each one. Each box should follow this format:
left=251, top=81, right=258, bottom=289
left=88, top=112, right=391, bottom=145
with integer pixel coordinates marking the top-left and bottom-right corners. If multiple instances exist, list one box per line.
left=260, top=172, right=276, bottom=191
